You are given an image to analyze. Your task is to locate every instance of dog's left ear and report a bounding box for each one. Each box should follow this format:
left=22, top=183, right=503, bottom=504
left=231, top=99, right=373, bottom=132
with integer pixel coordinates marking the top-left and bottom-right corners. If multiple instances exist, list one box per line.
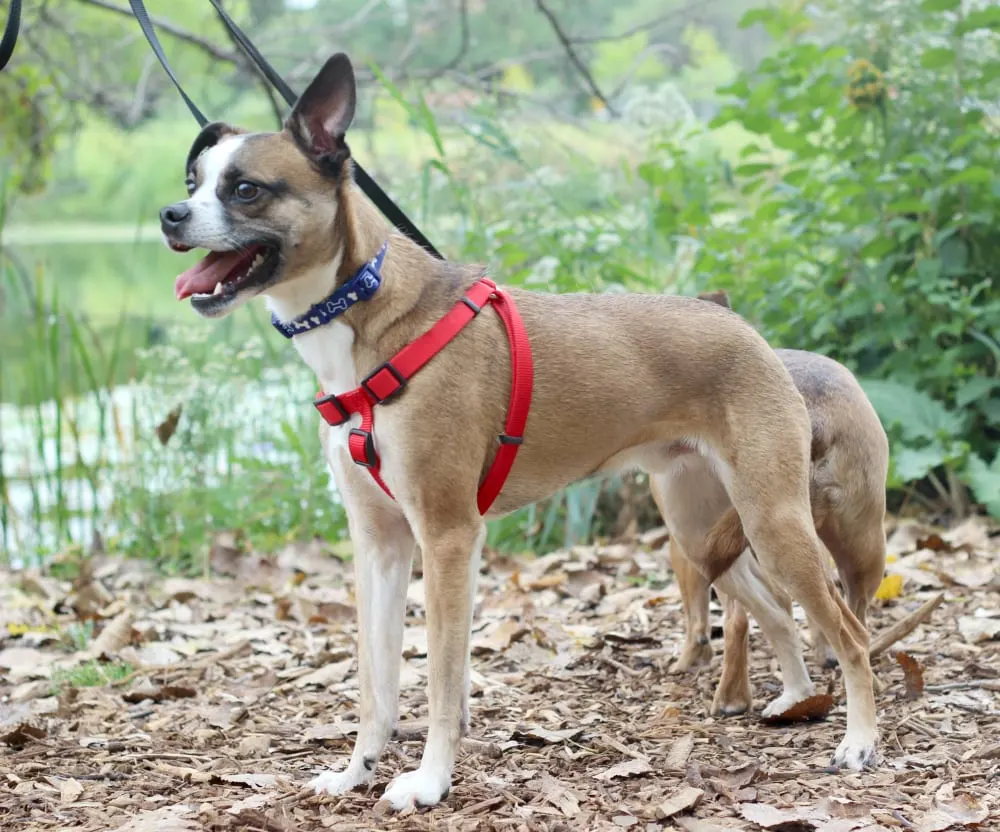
left=286, top=53, right=357, bottom=158
left=697, top=290, right=732, bottom=310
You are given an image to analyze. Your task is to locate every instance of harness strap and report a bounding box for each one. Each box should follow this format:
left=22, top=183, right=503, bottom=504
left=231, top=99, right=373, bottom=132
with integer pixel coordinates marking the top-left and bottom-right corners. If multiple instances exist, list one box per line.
left=315, top=278, right=533, bottom=515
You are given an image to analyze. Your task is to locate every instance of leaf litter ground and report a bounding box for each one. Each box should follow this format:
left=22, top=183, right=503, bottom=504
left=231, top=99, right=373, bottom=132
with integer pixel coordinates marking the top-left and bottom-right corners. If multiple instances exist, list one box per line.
left=1, top=515, right=998, bottom=831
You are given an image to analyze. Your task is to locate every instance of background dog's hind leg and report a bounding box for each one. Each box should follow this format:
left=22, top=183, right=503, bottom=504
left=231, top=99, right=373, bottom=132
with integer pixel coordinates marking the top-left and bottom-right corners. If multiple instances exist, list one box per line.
left=310, top=498, right=415, bottom=796
left=711, top=590, right=753, bottom=716
left=668, top=538, right=714, bottom=673
left=713, top=550, right=814, bottom=717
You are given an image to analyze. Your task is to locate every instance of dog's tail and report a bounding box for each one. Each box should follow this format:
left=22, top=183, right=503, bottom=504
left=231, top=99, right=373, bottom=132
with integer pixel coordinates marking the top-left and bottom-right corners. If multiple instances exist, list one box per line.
left=701, top=486, right=829, bottom=584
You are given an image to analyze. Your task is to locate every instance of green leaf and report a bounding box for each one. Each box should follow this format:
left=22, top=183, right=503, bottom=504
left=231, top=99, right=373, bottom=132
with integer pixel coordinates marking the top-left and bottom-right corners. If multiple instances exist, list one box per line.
left=956, top=377, right=1000, bottom=408
left=956, top=6, right=1000, bottom=34
left=894, top=444, right=947, bottom=483
left=887, top=198, right=930, bottom=214
left=738, top=8, right=777, bottom=29
left=921, top=0, right=960, bottom=10
left=859, top=379, right=968, bottom=442
left=965, top=453, right=1000, bottom=519
left=860, top=235, right=895, bottom=259
left=920, top=47, right=956, bottom=69
left=944, top=166, right=993, bottom=187
left=733, top=163, right=773, bottom=177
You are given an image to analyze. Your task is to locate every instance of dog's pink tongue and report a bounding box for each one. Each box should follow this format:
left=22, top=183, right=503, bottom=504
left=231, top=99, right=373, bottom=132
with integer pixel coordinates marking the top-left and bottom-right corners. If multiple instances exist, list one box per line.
left=174, top=250, right=248, bottom=300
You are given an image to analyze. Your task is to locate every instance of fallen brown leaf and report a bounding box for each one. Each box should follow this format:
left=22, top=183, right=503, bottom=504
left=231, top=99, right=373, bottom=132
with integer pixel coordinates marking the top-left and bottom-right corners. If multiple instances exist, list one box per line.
left=113, top=805, right=201, bottom=831
left=740, top=802, right=821, bottom=829
left=59, top=777, right=84, bottom=804
left=0, top=703, right=46, bottom=746
left=917, top=784, right=989, bottom=832
left=293, top=658, right=353, bottom=689
left=215, top=772, right=278, bottom=789
left=653, top=786, right=705, bottom=820
left=664, top=732, right=695, bottom=770
left=894, top=651, right=925, bottom=700
left=155, top=404, right=182, bottom=445
left=122, top=683, right=196, bottom=704
left=595, top=756, right=652, bottom=782
left=87, top=610, right=135, bottom=659
left=759, top=694, right=835, bottom=725
left=512, top=725, right=583, bottom=745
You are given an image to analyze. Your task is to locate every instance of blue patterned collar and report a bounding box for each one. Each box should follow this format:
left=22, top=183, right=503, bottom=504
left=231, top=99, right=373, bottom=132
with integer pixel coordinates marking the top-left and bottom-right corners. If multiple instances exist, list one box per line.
left=271, top=243, right=387, bottom=339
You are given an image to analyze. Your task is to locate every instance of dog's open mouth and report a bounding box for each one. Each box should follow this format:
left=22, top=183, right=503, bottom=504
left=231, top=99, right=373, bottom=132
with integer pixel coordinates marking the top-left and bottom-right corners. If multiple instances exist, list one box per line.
left=173, top=243, right=281, bottom=315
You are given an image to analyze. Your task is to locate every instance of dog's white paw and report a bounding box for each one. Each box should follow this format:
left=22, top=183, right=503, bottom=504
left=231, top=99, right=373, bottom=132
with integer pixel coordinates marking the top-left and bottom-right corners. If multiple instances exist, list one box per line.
left=831, top=734, right=880, bottom=771
left=310, top=763, right=374, bottom=796
left=761, top=686, right=815, bottom=719
left=383, top=766, right=450, bottom=810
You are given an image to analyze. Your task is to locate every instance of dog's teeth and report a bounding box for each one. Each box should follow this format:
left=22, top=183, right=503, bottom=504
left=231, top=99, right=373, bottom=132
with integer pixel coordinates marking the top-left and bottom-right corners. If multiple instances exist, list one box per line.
left=252, top=253, right=264, bottom=268
left=213, top=281, right=224, bottom=296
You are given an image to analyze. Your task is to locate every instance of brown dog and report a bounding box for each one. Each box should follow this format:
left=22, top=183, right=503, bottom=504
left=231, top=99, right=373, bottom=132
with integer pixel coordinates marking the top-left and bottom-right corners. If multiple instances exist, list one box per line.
left=652, top=290, right=888, bottom=717
left=158, top=53, right=880, bottom=810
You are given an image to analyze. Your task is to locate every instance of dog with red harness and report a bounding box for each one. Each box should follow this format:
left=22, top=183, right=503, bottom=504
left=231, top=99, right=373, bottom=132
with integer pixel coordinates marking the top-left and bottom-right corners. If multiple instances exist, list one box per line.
left=160, top=52, right=880, bottom=811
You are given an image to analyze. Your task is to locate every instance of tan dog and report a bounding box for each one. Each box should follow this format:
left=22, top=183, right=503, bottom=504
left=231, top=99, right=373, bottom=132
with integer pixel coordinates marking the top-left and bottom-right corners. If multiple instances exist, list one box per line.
left=158, top=53, right=880, bottom=811
left=652, top=290, right=888, bottom=717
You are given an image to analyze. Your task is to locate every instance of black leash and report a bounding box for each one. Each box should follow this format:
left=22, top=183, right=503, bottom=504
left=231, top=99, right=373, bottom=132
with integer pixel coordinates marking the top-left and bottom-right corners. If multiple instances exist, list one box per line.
left=0, top=0, right=21, bottom=72
left=130, top=0, right=443, bottom=259
left=128, top=0, right=209, bottom=126
left=205, top=0, right=442, bottom=260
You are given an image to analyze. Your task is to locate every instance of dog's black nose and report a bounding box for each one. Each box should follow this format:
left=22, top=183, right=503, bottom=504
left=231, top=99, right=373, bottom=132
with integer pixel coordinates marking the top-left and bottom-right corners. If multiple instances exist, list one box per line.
left=160, top=202, right=191, bottom=230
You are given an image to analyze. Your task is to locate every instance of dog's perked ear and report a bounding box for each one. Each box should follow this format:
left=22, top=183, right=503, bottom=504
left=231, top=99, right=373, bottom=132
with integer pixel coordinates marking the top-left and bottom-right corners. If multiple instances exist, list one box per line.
left=186, top=121, right=243, bottom=173
left=697, top=290, right=732, bottom=310
left=285, top=52, right=357, bottom=162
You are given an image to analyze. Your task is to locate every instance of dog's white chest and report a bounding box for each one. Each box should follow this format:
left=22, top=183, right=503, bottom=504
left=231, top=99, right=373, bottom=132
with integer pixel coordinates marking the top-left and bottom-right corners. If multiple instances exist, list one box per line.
left=292, top=322, right=359, bottom=458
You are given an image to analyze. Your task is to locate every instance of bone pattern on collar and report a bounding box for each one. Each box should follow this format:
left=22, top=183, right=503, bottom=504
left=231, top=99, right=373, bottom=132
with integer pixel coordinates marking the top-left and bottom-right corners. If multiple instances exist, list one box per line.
left=270, top=242, right=387, bottom=338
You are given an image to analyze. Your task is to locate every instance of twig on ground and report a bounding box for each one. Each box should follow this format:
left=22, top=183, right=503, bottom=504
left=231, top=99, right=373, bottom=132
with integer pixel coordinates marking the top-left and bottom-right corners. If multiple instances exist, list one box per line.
left=110, top=638, right=253, bottom=688
left=870, top=593, right=945, bottom=658
left=926, top=679, right=1000, bottom=693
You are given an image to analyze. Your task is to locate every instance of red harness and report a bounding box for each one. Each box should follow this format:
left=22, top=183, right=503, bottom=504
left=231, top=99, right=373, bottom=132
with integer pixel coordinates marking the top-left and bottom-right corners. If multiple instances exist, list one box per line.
left=314, top=277, right=533, bottom=515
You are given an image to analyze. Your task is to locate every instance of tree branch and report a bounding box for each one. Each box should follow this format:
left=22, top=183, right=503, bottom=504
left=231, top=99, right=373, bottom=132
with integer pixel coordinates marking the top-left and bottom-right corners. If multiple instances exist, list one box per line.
left=426, top=0, right=470, bottom=82
left=568, top=0, right=724, bottom=46
left=534, top=0, right=615, bottom=116
left=73, top=0, right=240, bottom=64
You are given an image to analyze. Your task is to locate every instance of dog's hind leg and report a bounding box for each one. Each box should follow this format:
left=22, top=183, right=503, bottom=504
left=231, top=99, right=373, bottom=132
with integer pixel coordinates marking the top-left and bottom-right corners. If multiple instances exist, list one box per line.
left=666, top=537, right=713, bottom=673
left=310, top=480, right=415, bottom=796
left=383, top=517, right=485, bottom=810
left=710, top=590, right=754, bottom=716
left=723, top=454, right=878, bottom=770
left=713, top=549, right=814, bottom=716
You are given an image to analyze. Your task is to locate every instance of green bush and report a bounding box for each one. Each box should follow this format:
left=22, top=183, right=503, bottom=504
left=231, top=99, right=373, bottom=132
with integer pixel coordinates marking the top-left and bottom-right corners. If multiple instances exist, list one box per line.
left=637, top=0, right=1000, bottom=517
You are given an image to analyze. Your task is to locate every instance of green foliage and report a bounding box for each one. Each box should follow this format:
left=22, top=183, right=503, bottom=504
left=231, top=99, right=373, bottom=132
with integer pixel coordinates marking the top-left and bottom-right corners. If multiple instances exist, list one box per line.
left=109, top=327, right=347, bottom=572
left=645, top=0, right=1000, bottom=517
left=51, top=661, right=134, bottom=693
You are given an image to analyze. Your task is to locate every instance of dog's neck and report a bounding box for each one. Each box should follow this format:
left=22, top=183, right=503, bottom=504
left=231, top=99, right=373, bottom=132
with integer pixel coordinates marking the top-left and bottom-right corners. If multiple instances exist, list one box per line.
left=263, top=177, right=445, bottom=396
left=264, top=179, right=388, bottom=326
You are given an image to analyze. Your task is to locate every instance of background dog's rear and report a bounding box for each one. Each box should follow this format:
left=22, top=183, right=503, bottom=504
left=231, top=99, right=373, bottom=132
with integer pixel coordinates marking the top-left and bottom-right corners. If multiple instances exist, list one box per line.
left=655, top=290, right=888, bottom=715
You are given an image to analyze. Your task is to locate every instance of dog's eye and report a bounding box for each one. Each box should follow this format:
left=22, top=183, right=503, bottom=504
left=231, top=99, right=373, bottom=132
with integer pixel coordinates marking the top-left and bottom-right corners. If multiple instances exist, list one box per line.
left=235, top=181, right=260, bottom=202
left=184, top=178, right=196, bottom=195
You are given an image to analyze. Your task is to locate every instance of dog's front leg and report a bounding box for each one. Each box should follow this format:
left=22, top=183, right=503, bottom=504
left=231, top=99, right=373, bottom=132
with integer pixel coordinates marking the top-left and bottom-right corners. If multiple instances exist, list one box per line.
left=384, top=522, right=485, bottom=810
left=310, top=497, right=414, bottom=796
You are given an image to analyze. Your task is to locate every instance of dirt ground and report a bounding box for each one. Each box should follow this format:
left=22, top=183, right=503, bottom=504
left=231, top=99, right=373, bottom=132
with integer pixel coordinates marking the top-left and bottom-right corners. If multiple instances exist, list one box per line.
left=1, top=515, right=998, bottom=832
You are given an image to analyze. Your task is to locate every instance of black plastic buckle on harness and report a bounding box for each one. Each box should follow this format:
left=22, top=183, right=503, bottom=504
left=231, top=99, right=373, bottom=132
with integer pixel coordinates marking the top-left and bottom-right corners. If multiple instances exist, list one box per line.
left=350, top=429, right=378, bottom=468
left=361, top=362, right=407, bottom=404
left=314, top=393, right=350, bottom=427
